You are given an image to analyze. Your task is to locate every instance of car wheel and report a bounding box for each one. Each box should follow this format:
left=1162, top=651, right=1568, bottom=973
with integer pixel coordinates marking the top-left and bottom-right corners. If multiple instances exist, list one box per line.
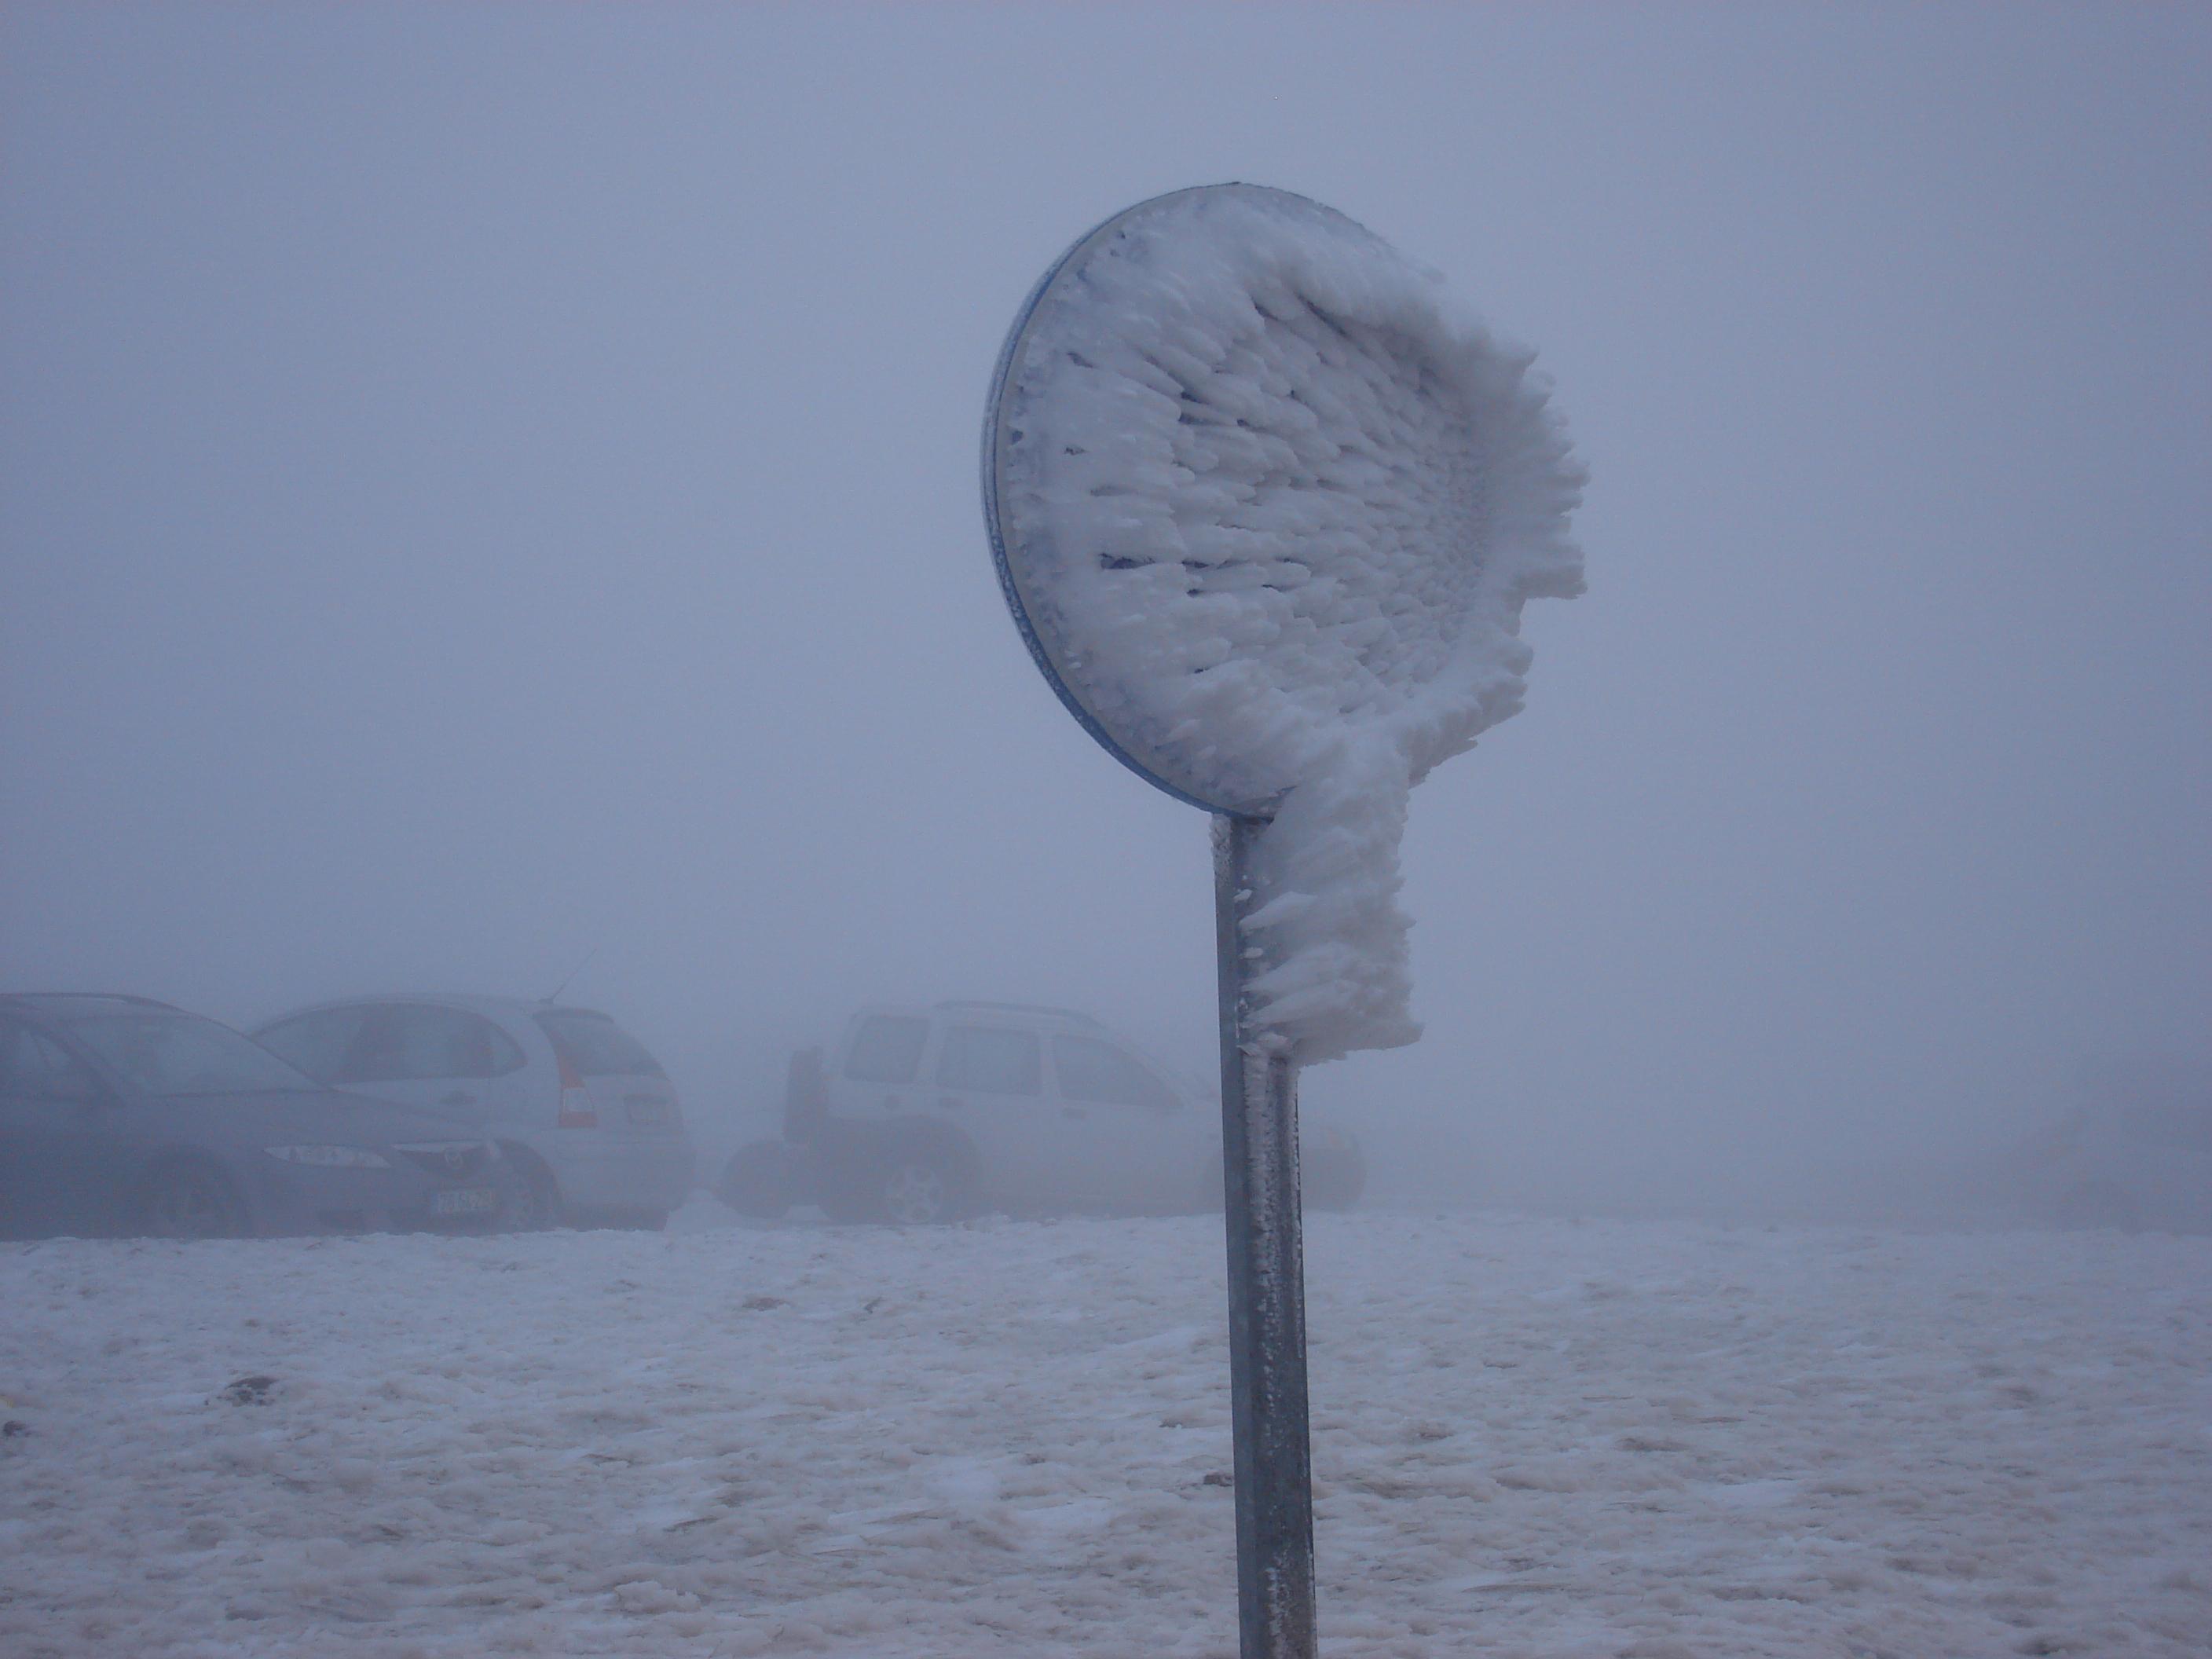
left=881, top=1155, right=961, bottom=1225
left=504, top=1149, right=563, bottom=1232
left=720, top=1140, right=795, bottom=1220
left=816, top=1175, right=879, bottom=1224
left=140, top=1164, right=247, bottom=1240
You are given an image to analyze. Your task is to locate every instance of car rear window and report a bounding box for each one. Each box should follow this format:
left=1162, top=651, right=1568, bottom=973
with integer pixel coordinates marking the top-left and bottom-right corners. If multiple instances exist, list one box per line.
left=534, top=1009, right=665, bottom=1078
left=844, top=1015, right=929, bottom=1084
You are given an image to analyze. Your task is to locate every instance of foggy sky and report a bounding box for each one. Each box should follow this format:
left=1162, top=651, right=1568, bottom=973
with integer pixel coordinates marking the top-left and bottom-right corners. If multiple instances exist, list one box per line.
left=4, top=4, right=2207, bottom=1210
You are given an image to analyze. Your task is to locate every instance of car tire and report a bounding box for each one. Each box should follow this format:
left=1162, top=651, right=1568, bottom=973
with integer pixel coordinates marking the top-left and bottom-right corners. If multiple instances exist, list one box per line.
left=816, top=1174, right=878, bottom=1224
left=719, top=1140, right=796, bottom=1220
left=880, top=1152, right=967, bottom=1226
left=139, top=1163, right=247, bottom=1240
left=504, top=1148, right=564, bottom=1232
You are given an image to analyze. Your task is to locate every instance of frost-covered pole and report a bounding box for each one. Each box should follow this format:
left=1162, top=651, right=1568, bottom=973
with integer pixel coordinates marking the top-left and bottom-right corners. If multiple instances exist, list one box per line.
left=1214, top=813, right=1317, bottom=1659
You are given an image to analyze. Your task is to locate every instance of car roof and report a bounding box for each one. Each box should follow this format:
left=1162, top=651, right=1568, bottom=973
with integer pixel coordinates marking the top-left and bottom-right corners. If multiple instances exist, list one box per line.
left=844, top=1001, right=1202, bottom=1097
left=0, top=992, right=181, bottom=1018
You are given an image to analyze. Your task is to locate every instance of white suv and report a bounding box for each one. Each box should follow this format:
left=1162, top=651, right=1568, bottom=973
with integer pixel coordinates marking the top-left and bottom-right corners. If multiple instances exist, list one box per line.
left=724, top=1001, right=1364, bottom=1225
left=255, top=995, right=693, bottom=1229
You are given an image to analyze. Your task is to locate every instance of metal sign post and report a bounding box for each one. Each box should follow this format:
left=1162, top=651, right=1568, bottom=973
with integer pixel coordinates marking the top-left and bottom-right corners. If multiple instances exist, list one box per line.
left=1214, top=813, right=1317, bottom=1658
left=979, top=187, right=1345, bottom=1659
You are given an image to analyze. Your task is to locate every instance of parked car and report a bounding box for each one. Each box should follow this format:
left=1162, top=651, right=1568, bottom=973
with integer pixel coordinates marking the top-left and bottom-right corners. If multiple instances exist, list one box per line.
left=720, top=1001, right=1365, bottom=1225
left=254, top=994, right=692, bottom=1230
left=2027, top=1097, right=2212, bottom=1233
left=0, top=993, right=507, bottom=1240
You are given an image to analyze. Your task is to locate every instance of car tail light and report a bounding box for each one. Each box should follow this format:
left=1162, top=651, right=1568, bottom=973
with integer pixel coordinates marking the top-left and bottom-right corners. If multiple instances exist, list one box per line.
left=555, top=1048, right=598, bottom=1129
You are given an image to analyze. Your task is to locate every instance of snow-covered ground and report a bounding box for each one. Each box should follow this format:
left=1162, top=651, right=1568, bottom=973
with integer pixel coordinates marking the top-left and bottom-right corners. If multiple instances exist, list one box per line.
left=3, top=1208, right=2207, bottom=1657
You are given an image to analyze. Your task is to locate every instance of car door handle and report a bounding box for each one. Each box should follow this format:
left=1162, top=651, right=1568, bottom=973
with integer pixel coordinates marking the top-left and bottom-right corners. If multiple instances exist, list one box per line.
left=438, top=1090, right=476, bottom=1108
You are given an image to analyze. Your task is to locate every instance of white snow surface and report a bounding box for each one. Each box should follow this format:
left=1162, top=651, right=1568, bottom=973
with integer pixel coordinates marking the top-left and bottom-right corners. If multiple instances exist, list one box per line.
left=6, top=1206, right=2209, bottom=1657
left=994, top=186, right=1583, bottom=1061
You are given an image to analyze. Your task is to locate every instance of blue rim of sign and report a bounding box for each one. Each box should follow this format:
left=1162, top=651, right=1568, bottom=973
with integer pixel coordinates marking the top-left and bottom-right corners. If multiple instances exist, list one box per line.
left=983, top=183, right=1320, bottom=822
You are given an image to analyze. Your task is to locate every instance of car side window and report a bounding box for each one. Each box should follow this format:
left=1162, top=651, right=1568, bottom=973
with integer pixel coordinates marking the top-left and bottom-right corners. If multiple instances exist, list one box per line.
left=255, top=1007, right=372, bottom=1085
left=1052, top=1035, right=1178, bottom=1110
left=352, top=1005, right=508, bottom=1083
left=936, top=1024, right=1042, bottom=1097
left=0, top=1020, right=101, bottom=1104
left=843, top=1016, right=930, bottom=1084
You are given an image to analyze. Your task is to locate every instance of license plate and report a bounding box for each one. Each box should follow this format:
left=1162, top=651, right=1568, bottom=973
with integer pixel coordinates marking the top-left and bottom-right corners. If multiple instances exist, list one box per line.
left=432, top=1187, right=500, bottom=1216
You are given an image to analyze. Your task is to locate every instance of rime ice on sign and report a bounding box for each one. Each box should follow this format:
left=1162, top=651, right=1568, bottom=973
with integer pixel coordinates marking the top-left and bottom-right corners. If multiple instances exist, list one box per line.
left=991, top=186, right=1584, bottom=1064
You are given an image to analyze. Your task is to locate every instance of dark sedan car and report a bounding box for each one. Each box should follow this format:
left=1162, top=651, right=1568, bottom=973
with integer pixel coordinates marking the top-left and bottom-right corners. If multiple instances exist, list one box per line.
left=0, top=993, right=509, bottom=1240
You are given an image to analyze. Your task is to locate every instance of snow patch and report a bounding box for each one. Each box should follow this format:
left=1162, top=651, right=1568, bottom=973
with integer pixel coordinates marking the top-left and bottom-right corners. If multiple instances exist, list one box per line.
left=5, top=1218, right=2210, bottom=1655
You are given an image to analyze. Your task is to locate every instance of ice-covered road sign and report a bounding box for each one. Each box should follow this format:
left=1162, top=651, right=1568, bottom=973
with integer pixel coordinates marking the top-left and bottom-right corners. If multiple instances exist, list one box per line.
left=982, top=183, right=1581, bottom=1659
left=984, top=184, right=1581, bottom=1066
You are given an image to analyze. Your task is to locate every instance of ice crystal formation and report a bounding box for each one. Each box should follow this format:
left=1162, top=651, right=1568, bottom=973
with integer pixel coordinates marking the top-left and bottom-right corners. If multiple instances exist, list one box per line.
left=991, top=186, right=1583, bottom=1062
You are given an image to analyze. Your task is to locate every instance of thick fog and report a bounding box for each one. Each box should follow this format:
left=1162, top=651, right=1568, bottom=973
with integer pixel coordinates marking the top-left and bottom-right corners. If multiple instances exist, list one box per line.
left=5, top=5, right=2207, bottom=1220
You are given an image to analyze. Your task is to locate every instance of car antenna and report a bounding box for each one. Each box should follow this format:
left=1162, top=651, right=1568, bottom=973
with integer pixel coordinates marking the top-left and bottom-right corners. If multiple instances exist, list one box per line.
left=544, top=947, right=597, bottom=1006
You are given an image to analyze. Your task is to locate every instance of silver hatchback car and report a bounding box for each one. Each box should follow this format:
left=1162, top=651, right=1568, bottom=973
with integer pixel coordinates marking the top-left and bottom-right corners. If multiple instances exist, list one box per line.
left=255, top=995, right=692, bottom=1229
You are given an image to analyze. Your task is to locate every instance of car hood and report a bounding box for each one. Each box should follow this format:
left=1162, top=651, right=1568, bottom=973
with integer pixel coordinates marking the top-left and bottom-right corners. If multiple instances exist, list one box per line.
left=151, top=1089, right=484, bottom=1147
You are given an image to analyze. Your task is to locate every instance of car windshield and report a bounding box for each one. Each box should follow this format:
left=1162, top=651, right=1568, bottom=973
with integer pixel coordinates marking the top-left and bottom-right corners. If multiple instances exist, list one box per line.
left=64, top=1013, right=317, bottom=1097
left=535, top=1009, right=665, bottom=1078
